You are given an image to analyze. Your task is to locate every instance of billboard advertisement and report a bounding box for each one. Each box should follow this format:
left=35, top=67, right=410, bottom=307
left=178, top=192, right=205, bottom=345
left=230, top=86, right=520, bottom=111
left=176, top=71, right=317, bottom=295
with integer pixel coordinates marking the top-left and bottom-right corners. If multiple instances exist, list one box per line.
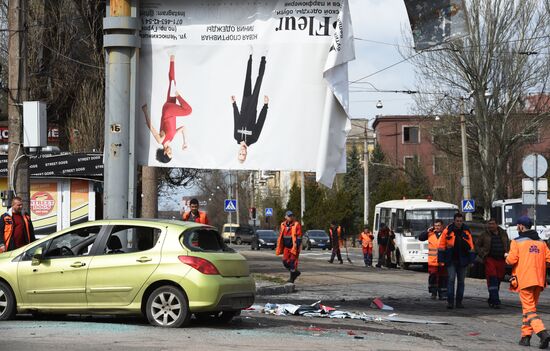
left=138, top=0, right=355, bottom=185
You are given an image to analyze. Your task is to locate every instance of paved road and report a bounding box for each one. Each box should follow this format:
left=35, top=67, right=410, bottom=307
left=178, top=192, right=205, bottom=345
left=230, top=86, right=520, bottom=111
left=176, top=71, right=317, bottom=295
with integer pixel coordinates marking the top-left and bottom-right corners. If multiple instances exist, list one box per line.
left=4, top=245, right=549, bottom=350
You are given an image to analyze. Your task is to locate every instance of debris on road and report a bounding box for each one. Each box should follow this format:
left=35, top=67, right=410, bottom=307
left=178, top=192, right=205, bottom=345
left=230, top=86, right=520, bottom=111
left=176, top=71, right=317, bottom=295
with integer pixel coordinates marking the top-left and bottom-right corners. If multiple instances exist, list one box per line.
left=245, top=301, right=449, bottom=325
left=370, top=297, right=394, bottom=311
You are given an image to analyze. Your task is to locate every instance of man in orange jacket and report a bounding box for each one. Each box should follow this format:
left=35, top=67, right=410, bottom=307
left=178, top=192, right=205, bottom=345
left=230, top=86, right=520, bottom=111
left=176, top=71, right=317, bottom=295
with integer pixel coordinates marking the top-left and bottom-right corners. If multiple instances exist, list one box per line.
left=438, top=213, right=476, bottom=309
left=506, top=216, right=550, bottom=348
left=358, top=227, right=374, bottom=267
left=182, top=198, right=209, bottom=224
left=276, top=211, right=303, bottom=283
left=419, top=219, right=447, bottom=300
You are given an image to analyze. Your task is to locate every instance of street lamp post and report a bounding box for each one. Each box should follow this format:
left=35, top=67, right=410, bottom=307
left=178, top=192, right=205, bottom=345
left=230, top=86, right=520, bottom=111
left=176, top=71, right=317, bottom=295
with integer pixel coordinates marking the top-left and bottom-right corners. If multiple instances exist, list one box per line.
left=460, top=97, right=472, bottom=221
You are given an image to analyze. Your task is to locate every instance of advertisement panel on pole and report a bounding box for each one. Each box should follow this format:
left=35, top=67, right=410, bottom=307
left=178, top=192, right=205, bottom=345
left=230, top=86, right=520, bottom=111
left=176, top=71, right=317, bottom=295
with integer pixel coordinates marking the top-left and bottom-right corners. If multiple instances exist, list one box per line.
left=137, top=0, right=355, bottom=186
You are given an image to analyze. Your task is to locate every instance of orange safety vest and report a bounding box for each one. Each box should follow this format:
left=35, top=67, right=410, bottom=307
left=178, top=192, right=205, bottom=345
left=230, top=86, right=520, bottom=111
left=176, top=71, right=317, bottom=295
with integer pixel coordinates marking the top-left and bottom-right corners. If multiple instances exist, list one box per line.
left=276, top=220, right=302, bottom=256
left=182, top=211, right=208, bottom=224
left=359, top=231, right=373, bottom=248
left=2, top=212, right=32, bottom=251
left=438, top=224, right=476, bottom=266
left=427, top=229, right=443, bottom=267
left=506, top=235, right=550, bottom=292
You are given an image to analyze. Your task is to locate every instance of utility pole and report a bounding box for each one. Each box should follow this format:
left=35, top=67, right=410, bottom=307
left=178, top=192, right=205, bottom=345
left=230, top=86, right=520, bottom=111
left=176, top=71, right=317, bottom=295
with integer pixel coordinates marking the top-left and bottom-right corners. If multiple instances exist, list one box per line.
left=141, top=167, right=158, bottom=218
left=460, top=97, right=472, bottom=221
left=363, top=129, right=369, bottom=227
left=104, top=0, right=140, bottom=218
left=235, top=172, right=240, bottom=225
left=300, top=172, right=305, bottom=225
left=7, top=0, right=30, bottom=210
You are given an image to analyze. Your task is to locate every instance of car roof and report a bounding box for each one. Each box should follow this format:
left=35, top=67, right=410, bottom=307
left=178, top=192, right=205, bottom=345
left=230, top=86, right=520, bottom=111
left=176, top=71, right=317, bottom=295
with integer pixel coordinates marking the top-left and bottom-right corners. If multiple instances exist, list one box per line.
left=68, top=218, right=209, bottom=231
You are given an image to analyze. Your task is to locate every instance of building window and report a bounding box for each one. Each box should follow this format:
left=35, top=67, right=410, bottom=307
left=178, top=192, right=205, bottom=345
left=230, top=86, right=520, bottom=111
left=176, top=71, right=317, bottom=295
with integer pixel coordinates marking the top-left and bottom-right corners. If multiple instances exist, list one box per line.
left=404, top=156, right=417, bottom=171
left=433, top=156, right=446, bottom=175
left=403, top=126, right=419, bottom=144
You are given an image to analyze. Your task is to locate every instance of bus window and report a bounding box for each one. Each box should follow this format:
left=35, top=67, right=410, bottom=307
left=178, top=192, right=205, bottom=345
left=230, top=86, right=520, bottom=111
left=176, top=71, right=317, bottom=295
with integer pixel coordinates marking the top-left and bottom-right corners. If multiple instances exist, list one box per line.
left=374, top=213, right=380, bottom=231
left=491, top=207, right=502, bottom=225
left=396, top=209, right=405, bottom=233
left=380, top=208, right=392, bottom=229
left=434, top=209, right=457, bottom=227
left=405, top=210, right=432, bottom=236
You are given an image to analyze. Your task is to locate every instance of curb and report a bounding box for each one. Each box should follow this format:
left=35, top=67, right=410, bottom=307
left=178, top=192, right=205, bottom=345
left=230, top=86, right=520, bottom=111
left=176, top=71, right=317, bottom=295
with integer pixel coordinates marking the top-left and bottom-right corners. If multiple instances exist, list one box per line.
left=256, top=283, right=296, bottom=296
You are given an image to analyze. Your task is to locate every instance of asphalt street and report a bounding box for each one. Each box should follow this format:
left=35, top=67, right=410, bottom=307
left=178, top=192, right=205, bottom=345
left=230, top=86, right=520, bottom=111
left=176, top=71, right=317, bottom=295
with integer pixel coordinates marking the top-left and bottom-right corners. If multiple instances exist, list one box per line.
left=4, top=245, right=549, bottom=350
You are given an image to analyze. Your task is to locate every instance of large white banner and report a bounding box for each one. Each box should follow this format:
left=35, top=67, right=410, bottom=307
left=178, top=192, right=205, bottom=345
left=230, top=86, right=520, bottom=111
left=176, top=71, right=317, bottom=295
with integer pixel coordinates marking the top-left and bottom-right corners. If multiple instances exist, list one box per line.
left=138, top=0, right=355, bottom=185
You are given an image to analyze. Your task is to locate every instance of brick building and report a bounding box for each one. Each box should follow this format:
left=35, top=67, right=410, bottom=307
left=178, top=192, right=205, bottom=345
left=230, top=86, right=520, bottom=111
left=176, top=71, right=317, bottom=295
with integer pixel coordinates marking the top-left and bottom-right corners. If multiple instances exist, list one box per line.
left=373, top=110, right=550, bottom=204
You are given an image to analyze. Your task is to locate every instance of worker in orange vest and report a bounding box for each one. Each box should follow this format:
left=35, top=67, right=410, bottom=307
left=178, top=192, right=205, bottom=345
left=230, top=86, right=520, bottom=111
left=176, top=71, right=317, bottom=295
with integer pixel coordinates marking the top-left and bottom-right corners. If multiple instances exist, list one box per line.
left=182, top=198, right=209, bottom=224
left=419, top=219, right=447, bottom=300
left=438, top=213, right=476, bottom=309
left=358, top=227, right=374, bottom=267
left=328, top=221, right=343, bottom=264
left=276, top=211, right=303, bottom=283
left=0, top=196, right=35, bottom=253
left=506, top=216, right=550, bottom=348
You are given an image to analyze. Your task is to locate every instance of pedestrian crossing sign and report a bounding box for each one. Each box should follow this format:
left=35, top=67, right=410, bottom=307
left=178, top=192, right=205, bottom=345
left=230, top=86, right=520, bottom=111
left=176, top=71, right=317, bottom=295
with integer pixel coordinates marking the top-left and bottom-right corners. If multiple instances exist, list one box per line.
left=462, top=199, right=475, bottom=213
left=224, top=199, right=237, bottom=212
left=265, top=208, right=273, bottom=217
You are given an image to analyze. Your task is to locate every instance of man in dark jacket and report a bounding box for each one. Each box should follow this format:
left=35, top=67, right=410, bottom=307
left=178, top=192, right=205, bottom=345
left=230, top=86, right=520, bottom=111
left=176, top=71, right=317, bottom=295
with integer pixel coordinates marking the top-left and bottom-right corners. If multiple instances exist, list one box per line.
left=438, top=213, right=476, bottom=309
left=476, top=218, right=510, bottom=308
left=376, top=223, right=389, bottom=268
left=0, top=196, right=35, bottom=252
left=328, top=221, right=343, bottom=264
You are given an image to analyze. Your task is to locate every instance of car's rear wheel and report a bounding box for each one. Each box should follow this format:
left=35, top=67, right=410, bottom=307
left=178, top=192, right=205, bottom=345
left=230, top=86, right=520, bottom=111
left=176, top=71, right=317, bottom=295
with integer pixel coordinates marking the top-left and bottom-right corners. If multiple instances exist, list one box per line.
left=0, top=281, right=16, bottom=321
left=146, top=286, right=190, bottom=328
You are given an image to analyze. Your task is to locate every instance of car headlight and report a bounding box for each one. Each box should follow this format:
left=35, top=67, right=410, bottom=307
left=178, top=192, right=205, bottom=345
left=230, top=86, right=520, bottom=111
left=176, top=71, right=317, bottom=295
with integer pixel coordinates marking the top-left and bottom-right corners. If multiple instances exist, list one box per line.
left=310, top=239, right=316, bottom=243
left=259, top=239, right=265, bottom=244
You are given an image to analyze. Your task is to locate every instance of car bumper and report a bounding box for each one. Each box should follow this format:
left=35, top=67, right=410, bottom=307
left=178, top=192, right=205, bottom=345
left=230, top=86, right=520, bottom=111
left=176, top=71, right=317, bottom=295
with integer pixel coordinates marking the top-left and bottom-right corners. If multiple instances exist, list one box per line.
left=258, top=242, right=276, bottom=249
left=180, top=271, right=255, bottom=312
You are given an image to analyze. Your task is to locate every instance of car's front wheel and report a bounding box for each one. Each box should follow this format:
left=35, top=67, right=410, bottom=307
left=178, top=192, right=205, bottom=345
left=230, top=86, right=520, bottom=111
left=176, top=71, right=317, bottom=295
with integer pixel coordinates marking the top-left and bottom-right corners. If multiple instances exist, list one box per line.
left=0, top=281, right=16, bottom=321
left=146, top=286, right=190, bottom=328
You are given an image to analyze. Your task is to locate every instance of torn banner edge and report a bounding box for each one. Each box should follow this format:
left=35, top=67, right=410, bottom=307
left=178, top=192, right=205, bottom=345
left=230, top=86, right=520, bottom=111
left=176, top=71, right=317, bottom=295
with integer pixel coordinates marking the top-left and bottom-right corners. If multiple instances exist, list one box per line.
left=316, top=0, right=356, bottom=187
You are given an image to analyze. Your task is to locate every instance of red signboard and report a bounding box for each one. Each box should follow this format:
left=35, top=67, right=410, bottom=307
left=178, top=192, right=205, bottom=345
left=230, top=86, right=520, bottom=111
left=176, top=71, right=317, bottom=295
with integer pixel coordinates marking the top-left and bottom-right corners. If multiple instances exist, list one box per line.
left=31, top=191, right=56, bottom=216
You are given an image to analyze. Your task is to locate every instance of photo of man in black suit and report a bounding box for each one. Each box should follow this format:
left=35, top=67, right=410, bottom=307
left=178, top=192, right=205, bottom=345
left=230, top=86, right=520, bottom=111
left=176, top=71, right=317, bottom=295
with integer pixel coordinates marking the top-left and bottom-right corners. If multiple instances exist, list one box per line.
left=231, top=55, right=269, bottom=163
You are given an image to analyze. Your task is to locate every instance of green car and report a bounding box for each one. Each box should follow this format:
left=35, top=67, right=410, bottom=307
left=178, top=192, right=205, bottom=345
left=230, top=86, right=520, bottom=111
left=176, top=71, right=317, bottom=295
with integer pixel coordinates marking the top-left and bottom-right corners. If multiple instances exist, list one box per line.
left=0, top=219, right=255, bottom=327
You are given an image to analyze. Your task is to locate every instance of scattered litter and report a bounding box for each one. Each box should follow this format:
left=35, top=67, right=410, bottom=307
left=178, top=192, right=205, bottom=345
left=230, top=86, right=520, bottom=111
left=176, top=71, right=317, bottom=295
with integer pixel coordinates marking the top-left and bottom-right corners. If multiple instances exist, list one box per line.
left=305, top=327, right=326, bottom=332
left=347, top=330, right=356, bottom=335
left=354, top=336, right=365, bottom=340
left=370, top=298, right=394, bottom=311
left=248, top=301, right=449, bottom=325
left=468, top=332, right=480, bottom=336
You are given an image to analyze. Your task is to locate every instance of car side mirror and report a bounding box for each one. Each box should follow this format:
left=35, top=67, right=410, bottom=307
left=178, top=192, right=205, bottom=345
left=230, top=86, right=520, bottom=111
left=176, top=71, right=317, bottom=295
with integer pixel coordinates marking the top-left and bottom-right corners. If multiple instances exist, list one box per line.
left=32, top=247, right=43, bottom=266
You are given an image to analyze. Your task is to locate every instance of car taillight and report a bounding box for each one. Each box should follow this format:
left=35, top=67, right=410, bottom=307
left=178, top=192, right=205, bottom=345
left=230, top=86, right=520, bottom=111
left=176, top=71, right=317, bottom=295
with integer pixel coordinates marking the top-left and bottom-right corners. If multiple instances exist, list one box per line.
left=178, top=256, right=220, bottom=275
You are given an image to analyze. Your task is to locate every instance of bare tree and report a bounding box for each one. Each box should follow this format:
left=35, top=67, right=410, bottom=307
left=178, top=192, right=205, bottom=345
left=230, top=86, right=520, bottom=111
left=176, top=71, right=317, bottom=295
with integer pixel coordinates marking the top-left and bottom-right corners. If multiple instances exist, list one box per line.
left=25, top=0, right=105, bottom=152
left=404, top=0, right=550, bottom=216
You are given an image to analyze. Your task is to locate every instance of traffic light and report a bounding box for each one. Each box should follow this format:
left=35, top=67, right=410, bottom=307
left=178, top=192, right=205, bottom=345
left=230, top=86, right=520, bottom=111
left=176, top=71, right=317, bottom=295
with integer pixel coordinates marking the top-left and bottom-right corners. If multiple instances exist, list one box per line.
left=249, top=207, right=256, bottom=219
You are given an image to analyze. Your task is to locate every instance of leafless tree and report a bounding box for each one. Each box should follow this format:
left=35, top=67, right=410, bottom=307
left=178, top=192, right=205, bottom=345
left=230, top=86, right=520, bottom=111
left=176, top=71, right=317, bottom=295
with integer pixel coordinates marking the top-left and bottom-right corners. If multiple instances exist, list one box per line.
left=25, top=0, right=105, bottom=151
left=404, top=0, right=550, bottom=216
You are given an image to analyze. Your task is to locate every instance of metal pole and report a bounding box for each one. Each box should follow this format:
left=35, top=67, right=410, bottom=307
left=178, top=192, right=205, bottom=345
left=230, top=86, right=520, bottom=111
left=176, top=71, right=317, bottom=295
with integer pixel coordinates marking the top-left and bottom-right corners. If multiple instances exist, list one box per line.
left=364, top=133, right=369, bottom=227
left=7, top=0, right=30, bottom=211
left=235, top=172, right=240, bottom=225
left=534, top=156, right=538, bottom=228
left=251, top=171, right=255, bottom=229
left=104, top=0, right=139, bottom=219
left=300, top=172, right=305, bottom=225
left=460, top=98, right=472, bottom=221
left=228, top=172, right=232, bottom=225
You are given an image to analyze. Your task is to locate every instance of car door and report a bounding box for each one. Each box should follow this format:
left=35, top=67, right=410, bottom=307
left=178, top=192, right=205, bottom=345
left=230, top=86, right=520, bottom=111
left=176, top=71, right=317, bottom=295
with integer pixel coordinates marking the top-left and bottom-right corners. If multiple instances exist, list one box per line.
left=17, top=225, right=103, bottom=308
left=86, top=224, right=163, bottom=307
